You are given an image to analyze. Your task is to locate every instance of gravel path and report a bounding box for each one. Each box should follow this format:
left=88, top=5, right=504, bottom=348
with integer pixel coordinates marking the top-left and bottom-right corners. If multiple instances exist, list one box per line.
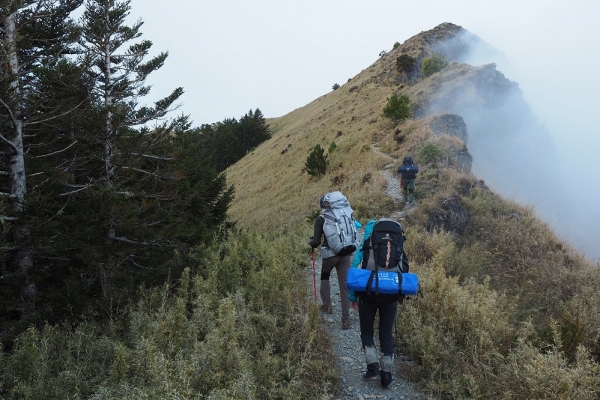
left=311, top=147, right=425, bottom=400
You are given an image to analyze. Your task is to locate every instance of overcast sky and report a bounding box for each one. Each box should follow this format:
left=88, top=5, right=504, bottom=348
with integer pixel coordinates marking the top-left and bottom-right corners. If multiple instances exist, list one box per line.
left=126, top=0, right=599, bottom=257
left=127, top=0, right=598, bottom=163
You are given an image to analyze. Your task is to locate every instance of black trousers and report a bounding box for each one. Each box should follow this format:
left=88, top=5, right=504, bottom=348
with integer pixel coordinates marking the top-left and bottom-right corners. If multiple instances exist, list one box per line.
left=358, top=297, right=398, bottom=356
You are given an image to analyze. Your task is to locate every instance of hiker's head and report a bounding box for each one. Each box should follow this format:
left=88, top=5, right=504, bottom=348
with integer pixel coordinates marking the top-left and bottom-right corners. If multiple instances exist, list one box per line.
left=403, top=156, right=413, bottom=166
left=320, top=194, right=330, bottom=209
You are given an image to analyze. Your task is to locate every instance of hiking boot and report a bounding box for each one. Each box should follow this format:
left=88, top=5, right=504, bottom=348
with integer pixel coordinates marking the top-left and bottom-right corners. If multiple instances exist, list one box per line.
left=381, top=371, right=393, bottom=388
left=363, top=362, right=380, bottom=380
left=319, top=304, right=332, bottom=314
left=341, top=319, right=351, bottom=330
left=380, top=355, right=394, bottom=388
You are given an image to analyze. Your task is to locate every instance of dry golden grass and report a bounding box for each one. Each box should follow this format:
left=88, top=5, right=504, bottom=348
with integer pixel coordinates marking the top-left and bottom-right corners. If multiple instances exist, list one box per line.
left=226, top=61, right=402, bottom=236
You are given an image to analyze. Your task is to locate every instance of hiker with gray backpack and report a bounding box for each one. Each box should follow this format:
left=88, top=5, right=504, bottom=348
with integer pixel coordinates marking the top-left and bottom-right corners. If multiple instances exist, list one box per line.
left=347, top=218, right=418, bottom=389
left=308, top=191, right=361, bottom=330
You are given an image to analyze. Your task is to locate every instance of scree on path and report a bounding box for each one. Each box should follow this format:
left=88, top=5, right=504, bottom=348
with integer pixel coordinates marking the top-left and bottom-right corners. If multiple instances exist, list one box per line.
left=310, top=147, right=425, bottom=400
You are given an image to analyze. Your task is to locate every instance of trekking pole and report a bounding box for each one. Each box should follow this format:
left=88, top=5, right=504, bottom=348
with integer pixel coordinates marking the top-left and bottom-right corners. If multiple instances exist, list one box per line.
left=311, top=248, right=318, bottom=303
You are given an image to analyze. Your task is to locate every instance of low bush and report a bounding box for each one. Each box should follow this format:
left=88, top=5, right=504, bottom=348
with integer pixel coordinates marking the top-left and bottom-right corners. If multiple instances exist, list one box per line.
left=0, top=231, right=339, bottom=399
left=422, top=53, right=448, bottom=77
left=382, top=93, right=411, bottom=124
left=396, top=54, right=416, bottom=75
left=419, top=142, right=444, bottom=163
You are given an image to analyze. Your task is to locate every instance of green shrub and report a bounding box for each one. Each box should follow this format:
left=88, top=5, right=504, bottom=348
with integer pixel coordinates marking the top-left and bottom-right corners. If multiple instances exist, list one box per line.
left=305, top=144, right=328, bottom=177
left=382, top=93, right=411, bottom=124
left=396, top=54, right=416, bottom=74
left=422, top=53, right=448, bottom=77
left=328, top=141, right=337, bottom=153
left=332, top=83, right=340, bottom=90
left=393, top=42, right=400, bottom=49
left=419, top=142, right=444, bottom=163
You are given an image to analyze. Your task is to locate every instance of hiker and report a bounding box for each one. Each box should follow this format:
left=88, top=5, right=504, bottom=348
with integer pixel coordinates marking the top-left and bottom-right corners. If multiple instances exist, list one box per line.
left=397, top=156, right=419, bottom=205
left=308, top=191, right=360, bottom=330
left=348, top=218, right=411, bottom=389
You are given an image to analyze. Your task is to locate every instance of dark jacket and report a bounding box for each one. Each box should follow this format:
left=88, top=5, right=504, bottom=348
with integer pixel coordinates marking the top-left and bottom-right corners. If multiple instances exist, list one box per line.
left=310, top=215, right=327, bottom=248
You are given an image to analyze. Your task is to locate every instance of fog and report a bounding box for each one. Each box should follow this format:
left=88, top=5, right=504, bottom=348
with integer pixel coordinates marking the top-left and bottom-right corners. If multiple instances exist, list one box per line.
left=434, top=31, right=600, bottom=261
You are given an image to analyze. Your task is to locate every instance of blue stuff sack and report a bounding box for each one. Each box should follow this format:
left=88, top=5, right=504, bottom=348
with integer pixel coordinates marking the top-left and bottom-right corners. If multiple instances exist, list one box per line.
left=347, top=268, right=419, bottom=296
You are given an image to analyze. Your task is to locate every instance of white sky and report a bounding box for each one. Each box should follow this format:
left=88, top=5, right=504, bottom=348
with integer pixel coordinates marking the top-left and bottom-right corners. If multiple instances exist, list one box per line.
left=128, top=0, right=599, bottom=257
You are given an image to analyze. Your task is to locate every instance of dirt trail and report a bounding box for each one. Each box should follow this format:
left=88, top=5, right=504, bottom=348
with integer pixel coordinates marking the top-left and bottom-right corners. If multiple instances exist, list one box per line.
left=312, top=146, right=424, bottom=399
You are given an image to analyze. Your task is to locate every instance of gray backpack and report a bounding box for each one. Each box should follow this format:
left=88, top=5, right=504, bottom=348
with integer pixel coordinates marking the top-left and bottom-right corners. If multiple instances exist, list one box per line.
left=320, top=191, right=360, bottom=258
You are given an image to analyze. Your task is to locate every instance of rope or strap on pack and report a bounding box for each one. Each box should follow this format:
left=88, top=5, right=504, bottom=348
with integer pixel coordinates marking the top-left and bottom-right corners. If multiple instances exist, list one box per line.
left=385, top=241, right=391, bottom=269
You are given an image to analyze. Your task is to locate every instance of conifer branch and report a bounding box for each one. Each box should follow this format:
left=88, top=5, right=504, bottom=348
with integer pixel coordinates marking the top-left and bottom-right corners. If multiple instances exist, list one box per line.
left=31, top=141, right=78, bottom=158
left=59, top=185, right=92, bottom=196
left=24, top=99, right=88, bottom=126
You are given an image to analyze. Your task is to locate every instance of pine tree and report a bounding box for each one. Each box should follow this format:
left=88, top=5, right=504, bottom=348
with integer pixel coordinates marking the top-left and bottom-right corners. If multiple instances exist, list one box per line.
left=237, top=108, right=271, bottom=154
left=0, top=0, right=84, bottom=325
left=305, top=144, right=328, bottom=177
left=80, top=0, right=183, bottom=186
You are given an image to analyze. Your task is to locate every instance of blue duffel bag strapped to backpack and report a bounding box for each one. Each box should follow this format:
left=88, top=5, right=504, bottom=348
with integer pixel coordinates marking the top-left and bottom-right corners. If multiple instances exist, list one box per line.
left=347, top=218, right=419, bottom=300
left=347, top=268, right=419, bottom=295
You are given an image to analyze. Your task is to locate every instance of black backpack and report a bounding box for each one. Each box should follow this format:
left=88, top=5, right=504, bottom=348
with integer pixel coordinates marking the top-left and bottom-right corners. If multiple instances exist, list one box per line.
left=363, top=218, right=409, bottom=273
left=398, top=157, right=418, bottom=179
left=358, top=218, right=410, bottom=301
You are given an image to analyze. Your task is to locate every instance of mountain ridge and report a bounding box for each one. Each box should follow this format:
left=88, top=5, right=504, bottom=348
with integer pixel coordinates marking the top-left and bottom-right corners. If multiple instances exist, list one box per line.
left=227, top=21, right=597, bottom=261
left=226, top=23, right=513, bottom=233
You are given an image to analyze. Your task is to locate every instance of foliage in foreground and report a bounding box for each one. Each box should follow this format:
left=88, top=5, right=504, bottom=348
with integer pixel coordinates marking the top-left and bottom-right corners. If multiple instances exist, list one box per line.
left=399, top=259, right=600, bottom=399
left=394, top=164, right=600, bottom=399
left=0, top=230, right=338, bottom=399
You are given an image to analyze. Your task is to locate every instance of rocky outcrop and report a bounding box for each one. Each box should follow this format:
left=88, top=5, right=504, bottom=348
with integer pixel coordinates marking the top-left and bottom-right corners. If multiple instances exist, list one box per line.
left=427, top=194, right=470, bottom=235
left=430, top=113, right=468, bottom=144
left=453, top=148, right=473, bottom=173
left=429, top=114, right=473, bottom=173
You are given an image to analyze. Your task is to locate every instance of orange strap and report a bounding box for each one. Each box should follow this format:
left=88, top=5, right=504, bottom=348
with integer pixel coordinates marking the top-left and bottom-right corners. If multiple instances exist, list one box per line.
left=385, top=241, right=391, bottom=269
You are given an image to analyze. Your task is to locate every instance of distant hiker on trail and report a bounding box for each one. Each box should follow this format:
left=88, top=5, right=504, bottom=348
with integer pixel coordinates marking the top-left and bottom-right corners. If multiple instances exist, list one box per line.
left=348, top=218, right=414, bottom=389
left=397, top=156, right=419, bottom=205
left=308, top=191, right=361, bottom=330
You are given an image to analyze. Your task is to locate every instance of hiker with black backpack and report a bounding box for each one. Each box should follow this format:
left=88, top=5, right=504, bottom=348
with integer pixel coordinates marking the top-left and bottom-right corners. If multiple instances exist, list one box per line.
left=347, top=218, right=415, bottom=389
left=397, top=156, right=419, bottom=206
left=308, top=191, right=360, bottom=330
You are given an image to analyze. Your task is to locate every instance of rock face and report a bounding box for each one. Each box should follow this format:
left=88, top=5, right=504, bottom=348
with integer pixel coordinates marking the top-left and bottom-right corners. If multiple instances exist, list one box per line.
left=430, top=114, right=468, bottom=144
left=427, top=194, right=470, bottom=235
left=429, top=114, right=473, bottom=173
left=453, top=148, right=473, bottom=173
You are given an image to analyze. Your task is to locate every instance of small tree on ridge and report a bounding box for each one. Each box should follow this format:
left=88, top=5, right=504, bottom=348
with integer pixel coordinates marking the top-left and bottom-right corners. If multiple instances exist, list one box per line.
left=305, top=145, right=328, bottom=177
